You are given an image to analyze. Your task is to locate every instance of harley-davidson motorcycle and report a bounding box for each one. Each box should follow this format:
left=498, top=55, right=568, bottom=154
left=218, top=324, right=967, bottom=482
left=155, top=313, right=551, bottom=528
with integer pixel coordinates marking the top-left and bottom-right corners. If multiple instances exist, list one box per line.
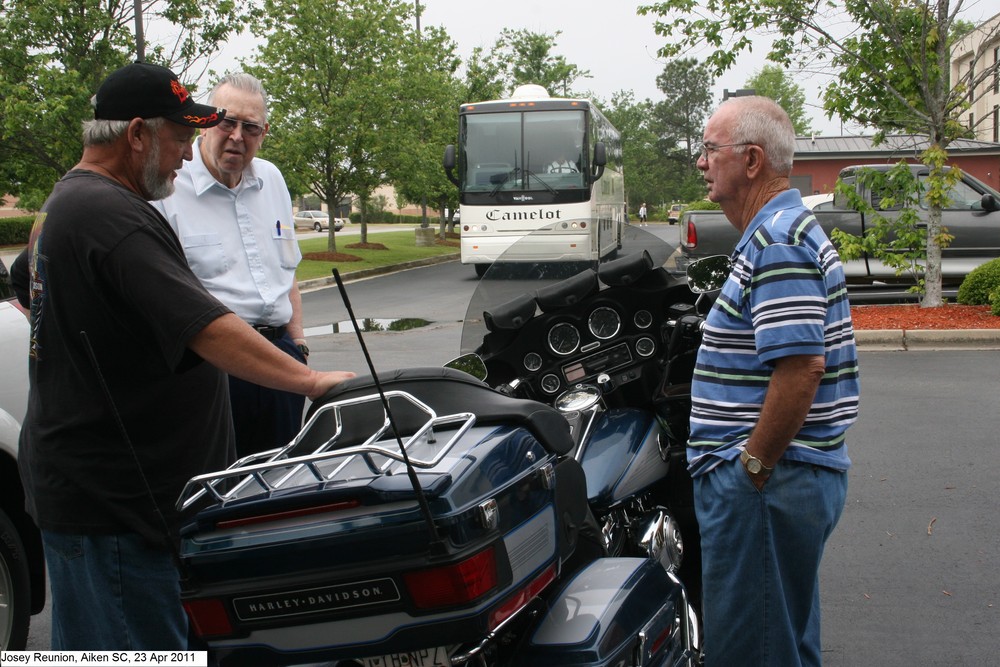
left=174, top=224, right=730, bottom=666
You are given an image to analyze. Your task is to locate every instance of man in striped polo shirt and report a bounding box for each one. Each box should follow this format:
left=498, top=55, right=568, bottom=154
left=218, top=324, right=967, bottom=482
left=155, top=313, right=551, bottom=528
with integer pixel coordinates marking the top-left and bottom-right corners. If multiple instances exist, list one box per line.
left=689, top=96, right=860, bottom=666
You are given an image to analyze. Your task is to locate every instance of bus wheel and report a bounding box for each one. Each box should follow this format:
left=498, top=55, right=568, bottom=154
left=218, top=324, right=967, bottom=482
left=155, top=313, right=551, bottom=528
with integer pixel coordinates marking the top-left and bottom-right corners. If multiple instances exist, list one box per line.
left=474, top=264, right=489, bottom=278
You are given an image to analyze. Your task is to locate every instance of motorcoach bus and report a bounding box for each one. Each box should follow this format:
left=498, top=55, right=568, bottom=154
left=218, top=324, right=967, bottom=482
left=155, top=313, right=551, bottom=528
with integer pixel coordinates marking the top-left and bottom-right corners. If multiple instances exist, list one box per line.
left=444, top=84, right=626, bottom=277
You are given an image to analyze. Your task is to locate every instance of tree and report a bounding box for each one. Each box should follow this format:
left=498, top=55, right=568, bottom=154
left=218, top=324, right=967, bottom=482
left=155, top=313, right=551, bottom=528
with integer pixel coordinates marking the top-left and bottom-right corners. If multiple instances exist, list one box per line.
left=603, top=90, right=705, bottom=215
left=745, top=64, right=813, bottom=135
left=492, top=29, right=592, bottom=97
left=653, top=58, right=715, bottom=167
left=384, top=26, right=464, bottom=239
left=0, top=0, right=251, bottom=209
left=637, top=0, right=1000, bottom=307
left=246, top=0, right=437, bottom=251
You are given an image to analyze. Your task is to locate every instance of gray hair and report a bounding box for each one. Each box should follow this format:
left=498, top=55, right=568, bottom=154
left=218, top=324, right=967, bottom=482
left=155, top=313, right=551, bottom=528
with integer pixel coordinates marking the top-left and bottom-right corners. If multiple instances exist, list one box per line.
left=82, top=115, right=165, bottom=146
left=209, top=72, right=268, bottom=119
left=722, top=96, right=796, bottom=175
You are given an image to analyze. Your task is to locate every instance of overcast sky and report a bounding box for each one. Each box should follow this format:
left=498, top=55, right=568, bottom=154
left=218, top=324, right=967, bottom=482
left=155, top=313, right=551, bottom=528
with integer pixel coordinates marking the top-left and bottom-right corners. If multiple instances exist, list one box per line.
left=208, top=0, right=854, bottom=136
left=416, top=0, right=846, bottom=136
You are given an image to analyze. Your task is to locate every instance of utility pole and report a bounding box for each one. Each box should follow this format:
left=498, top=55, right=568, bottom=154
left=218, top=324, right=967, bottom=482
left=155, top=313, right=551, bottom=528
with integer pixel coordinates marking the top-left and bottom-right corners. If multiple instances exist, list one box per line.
left=415, top=0, right=431, bottom=232
left=134, top=0, right=145, bottom=61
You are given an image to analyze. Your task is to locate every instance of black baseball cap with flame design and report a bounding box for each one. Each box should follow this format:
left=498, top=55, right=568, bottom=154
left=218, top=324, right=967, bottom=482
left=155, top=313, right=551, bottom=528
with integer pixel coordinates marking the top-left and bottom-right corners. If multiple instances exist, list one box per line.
left=94, top=62, right=225, bottom=128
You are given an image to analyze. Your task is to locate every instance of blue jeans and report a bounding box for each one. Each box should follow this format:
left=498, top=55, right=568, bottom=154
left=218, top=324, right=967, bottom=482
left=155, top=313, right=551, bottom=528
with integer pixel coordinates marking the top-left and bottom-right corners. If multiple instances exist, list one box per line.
left=694, top=458, right=847, bottom=667
left=42, top=530, right=188, bottom=650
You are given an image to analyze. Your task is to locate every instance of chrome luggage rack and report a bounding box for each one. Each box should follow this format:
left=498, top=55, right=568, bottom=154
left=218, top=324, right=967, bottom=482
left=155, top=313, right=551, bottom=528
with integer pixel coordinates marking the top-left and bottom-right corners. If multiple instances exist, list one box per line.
left=177, top=390, right=477, bottom=512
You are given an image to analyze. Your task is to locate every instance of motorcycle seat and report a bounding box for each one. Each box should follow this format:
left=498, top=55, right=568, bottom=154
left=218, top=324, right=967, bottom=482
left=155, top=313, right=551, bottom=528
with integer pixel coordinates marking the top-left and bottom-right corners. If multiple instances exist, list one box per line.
left=304, top=367, right=575, bottom=455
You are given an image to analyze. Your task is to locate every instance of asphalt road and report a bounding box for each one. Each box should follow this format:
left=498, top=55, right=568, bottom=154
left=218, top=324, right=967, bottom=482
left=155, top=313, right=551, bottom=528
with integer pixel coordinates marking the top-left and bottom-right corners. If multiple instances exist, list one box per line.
left=21, top=237, right=1000, bottom=663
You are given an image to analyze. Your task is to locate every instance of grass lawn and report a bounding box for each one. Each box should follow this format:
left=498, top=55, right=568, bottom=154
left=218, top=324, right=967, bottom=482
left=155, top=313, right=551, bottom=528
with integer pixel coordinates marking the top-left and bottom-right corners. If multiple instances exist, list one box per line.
left=296, top=229, right=459, bottom=281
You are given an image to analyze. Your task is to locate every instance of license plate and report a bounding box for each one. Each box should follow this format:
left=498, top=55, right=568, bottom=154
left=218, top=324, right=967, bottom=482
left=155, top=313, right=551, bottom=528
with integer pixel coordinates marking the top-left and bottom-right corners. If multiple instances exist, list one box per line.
left=360, top=646, right=452, bottom=667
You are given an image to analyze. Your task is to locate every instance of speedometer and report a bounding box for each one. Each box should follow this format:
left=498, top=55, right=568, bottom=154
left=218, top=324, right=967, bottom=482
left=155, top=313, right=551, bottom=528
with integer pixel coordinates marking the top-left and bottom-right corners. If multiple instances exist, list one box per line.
left=547, top=322, right=581, bottom=356
left=588, top=307, right=621, bottom=340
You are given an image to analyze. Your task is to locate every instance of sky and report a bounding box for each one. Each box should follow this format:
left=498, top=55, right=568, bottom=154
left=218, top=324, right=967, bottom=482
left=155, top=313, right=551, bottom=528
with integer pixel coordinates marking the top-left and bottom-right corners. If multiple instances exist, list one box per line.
left=416, top=0, right=847, bottom=136
left=207, top=1, right=846, bottom=136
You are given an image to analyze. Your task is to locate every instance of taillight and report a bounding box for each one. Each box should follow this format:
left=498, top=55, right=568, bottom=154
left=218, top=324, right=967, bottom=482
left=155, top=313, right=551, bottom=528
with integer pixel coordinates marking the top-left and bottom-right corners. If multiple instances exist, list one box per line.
left=403, top=547, right=498, bottom=609
left=184, top=598, right=233, bottom=638
left=488, top=563, right=557, bottom=630
left=684, top=219, right=698, bottom=249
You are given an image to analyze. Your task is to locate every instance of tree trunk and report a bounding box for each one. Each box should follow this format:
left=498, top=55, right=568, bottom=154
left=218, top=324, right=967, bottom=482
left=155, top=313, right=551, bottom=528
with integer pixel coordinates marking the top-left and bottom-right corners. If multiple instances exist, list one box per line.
left=921, top=205, right=944, bottom=307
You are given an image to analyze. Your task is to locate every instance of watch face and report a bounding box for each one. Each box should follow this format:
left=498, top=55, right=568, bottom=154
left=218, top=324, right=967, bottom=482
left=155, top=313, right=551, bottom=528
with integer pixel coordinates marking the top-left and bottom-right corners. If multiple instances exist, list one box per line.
left=747, top=458, right=762, bottom=474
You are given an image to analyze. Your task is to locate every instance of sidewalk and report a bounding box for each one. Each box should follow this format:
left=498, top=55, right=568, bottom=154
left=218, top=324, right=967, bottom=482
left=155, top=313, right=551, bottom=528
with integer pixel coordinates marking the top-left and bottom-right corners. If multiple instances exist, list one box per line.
left=5, top=245, right=1000, bottom=349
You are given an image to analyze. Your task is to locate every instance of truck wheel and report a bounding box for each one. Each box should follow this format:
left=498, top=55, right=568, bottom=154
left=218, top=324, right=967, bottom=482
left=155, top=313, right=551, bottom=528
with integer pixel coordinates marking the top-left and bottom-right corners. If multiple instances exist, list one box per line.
left=0, top=507, right=31, bottom=650
left=474, top=263, right=489, bottom=278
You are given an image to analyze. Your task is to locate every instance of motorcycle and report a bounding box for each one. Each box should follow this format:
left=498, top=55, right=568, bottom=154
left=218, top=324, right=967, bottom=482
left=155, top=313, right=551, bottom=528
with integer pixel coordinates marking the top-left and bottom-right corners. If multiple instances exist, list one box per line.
left=174, top=224, right=729, bottom=666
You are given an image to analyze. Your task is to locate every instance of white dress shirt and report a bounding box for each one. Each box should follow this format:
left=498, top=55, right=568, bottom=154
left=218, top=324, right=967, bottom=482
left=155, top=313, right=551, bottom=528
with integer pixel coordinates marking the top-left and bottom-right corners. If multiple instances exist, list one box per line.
left=155, top=137, right=301, bottom=327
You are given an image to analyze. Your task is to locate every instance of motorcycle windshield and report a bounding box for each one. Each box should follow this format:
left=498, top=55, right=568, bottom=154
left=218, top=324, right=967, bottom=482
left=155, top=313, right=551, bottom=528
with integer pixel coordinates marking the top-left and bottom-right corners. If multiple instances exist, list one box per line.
left=460, top=222, right=680, bottom=356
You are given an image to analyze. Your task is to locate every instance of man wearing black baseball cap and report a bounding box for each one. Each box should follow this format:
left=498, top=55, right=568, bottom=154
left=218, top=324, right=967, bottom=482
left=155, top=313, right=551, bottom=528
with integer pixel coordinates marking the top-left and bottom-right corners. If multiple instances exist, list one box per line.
left=10, top=62, right=354, bottom=651
left=94, top=61, right=225, bottom=128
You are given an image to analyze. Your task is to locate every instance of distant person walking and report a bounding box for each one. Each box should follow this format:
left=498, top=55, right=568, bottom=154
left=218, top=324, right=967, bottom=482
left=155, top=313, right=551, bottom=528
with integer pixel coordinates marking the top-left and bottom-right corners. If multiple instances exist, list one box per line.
left=638, top=202, right=648, bottom=226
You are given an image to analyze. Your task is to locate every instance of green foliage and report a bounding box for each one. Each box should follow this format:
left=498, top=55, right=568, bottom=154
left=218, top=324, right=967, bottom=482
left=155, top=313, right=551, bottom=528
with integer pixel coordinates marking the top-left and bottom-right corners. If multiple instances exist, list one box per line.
left=0, top=216, right=34, bottom=245
left=991, top=288, right=1000, bottom=317
left=495, top=29, right=591, bottom=97
left=601, top=58, right=713, bottom=210
left=637, top=0, right=994, bottom=305
left=683, top=200, right=721, bottom=211
left=653, top=58, right=714, bottom=167
left=0, top=0, right=252, bottom=205
left=830, top=163, right=937, bottom=294
left=744, top=65, right=812, bottom=135
left=248, top=0, right=454, bottom=251
left=957, top=258, right=1000, bottom=306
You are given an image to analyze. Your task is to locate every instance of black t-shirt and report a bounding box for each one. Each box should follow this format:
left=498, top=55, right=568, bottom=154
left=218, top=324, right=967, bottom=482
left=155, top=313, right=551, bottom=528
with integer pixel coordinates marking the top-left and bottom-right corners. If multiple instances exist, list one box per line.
left=13, top=170, right=235, bottom=548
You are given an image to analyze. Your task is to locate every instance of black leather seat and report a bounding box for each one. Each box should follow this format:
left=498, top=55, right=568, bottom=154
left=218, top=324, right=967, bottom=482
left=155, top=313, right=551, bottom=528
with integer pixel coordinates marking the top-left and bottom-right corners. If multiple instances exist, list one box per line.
left=302, top=367, right=574, bottom=455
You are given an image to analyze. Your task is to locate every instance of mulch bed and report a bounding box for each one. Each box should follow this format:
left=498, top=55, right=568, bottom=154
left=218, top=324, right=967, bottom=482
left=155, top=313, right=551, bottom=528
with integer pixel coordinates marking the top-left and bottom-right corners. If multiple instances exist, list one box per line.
left=851, top=304, right=1000, bottom=329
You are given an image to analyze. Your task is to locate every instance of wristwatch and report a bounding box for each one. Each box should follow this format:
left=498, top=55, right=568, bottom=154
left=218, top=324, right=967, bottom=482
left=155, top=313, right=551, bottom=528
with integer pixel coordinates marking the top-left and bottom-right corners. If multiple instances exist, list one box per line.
left=296, top=342, right=310, bottom=358
left=740, top=448, right=774, bottom=476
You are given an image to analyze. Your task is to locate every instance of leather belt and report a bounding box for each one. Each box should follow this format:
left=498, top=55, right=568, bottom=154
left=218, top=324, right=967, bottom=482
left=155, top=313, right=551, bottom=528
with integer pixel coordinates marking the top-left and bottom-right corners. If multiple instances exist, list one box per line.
left=253, top=324, right=288, bottom=341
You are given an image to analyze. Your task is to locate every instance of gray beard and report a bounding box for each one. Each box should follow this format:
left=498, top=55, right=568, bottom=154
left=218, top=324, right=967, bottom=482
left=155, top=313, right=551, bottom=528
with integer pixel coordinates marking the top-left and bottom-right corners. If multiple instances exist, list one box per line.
left=142, top=141, right=176, bottom=201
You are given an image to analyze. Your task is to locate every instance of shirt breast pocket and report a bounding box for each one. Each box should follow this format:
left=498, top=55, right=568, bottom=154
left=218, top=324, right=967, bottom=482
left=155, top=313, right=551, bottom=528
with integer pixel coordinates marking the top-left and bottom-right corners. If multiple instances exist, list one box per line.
left=272, top=228, right=299, bottom=269
left=181, top=233, right=229, bottom=279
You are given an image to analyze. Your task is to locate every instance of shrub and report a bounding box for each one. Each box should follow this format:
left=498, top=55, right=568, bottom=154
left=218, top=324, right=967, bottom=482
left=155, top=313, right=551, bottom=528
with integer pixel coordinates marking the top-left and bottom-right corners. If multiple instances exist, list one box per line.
left=0, top=216, right=34, bottom=245
left=991, top=288, right=1000, bottom=317
left=957, top=258, right=1000, bottom=305
left=683, top=200, right=721, bottom=211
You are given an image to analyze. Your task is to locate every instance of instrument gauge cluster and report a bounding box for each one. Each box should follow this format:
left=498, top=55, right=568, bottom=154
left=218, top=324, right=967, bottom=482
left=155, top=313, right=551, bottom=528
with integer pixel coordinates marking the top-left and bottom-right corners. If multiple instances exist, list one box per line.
left=526, top=299, right=666, bottom=395
left=588, top=306, right=621, bottom=340
left=547, top=322, right=581, bottom=356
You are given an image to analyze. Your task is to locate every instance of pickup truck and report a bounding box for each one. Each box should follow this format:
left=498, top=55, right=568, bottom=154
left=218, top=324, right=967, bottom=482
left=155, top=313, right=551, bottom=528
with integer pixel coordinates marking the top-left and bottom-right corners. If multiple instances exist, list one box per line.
left=677, top=164, right=1000, bottom=285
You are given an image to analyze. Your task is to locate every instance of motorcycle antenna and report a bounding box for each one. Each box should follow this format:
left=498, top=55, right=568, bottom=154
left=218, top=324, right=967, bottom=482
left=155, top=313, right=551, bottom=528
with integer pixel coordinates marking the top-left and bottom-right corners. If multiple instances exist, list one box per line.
left=79, top=330, right=183, bottom=567
left=331, top=269, right=445, bottom=551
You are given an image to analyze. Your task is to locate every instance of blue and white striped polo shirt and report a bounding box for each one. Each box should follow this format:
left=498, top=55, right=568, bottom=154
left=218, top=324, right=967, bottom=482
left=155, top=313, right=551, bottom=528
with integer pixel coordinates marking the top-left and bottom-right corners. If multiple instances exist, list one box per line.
left=687, top=189, right=860, bottom=477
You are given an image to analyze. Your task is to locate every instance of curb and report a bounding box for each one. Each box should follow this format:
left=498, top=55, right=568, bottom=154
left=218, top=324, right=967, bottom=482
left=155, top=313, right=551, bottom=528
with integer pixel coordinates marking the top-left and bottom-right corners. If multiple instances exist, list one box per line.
left=298, top=253, right=459, bottom=291
left=853, top=328, right=1000, bottom=350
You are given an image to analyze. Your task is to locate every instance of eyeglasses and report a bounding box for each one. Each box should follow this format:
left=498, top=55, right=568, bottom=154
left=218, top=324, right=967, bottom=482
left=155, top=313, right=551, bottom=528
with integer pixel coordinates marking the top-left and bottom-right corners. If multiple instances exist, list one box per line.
left=699, top=142, right=753, bottom=159
left=217, top=117, right=265, bottom=137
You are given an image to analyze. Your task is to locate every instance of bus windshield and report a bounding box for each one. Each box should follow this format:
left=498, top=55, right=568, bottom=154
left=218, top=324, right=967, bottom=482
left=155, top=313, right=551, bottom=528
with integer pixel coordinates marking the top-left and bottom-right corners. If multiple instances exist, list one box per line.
left=461, top=110, right=587, bottom=193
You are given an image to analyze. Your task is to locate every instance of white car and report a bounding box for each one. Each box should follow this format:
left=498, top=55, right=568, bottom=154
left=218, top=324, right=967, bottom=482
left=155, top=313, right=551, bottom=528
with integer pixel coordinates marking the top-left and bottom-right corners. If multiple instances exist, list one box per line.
left=0, top=256, right=44, bottom=650
left=294, top=210, right=344, bottom=232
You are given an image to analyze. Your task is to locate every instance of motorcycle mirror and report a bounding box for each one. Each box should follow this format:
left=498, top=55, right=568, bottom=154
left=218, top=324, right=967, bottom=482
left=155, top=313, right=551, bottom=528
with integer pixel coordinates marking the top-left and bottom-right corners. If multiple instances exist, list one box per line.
left=687, top=255, right=732, bottom=294
left=444, top=353, right=488, bottom=381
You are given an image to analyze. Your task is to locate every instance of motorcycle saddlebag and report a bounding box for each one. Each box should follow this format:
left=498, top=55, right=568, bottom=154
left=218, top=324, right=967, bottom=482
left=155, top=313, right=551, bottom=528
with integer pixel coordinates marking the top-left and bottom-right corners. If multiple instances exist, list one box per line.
left=517, top=557, right=695, bottom=667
